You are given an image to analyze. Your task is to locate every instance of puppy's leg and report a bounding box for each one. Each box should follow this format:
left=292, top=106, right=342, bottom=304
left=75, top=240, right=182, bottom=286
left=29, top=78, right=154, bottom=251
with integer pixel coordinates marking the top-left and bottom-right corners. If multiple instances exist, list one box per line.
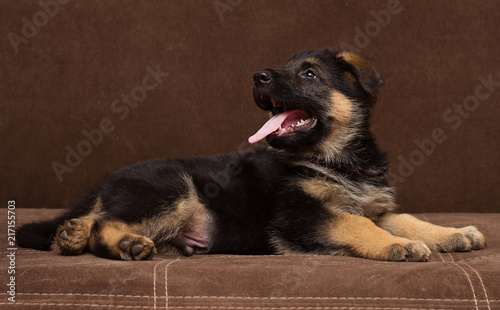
left=376, top=213, right=486, bottom=252
left=88, top=220, right=156, bottom=261
left=325, top=212, right=431, bottom=262
left=54, top=196, right=103, bottom=255
left=54, top=217, right=94, bottom=255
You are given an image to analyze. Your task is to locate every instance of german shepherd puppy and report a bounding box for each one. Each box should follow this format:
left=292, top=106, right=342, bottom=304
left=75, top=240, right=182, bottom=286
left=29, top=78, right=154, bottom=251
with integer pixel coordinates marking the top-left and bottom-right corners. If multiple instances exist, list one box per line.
left=17, top=49, right=486, bottom=261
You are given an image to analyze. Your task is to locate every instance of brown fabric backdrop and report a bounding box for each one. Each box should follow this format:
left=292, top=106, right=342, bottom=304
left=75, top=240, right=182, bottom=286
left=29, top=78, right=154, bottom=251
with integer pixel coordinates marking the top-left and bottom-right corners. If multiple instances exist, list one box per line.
left=1, top=0, right=499, bottom=213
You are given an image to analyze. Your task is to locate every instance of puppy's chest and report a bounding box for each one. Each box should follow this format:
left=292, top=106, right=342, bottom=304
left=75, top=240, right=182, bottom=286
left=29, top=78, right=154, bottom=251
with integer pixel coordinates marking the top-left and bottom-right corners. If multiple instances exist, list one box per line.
left=298, top=177, right=396, bottom=220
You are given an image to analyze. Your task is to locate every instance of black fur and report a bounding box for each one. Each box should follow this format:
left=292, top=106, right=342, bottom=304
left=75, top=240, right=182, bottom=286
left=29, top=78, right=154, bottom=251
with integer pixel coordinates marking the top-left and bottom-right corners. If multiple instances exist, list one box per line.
left=17, top=49, right=393, bottom=258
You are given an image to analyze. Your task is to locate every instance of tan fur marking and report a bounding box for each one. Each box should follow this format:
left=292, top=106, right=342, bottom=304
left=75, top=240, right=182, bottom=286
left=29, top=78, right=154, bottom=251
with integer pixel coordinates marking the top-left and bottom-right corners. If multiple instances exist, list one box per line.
left=88, top=220, right=155, bottom=260
left=136, top=174, right=211, bottom=247
left=156, top=243, right=182, bottom=255
left=338, top=51, right=359, bottom=63
left=324, top=212, right=430, bottom=261
left=305, top=57, right=320, bottom=65
left=89, top=196, right=103, bottom=216
left=299, top=177, right=396, bottom=220
left=269, top=234, right=292, bottom=255
left=53, top=196, right=104, bottom=255
left=54, top=217, right=94, bottom=254
left=377, top=213, right=486, bottom=252
left=316, top=91, right=361, bottom=163
left=330, top=90, right=353, bottom=124
left=339, top=52, right=370, bottom=73
left=89, top=221, right=135, bottom=258
left=277, top=91, right=360, bottom=163
left=338, top=51, right=383, bottom=83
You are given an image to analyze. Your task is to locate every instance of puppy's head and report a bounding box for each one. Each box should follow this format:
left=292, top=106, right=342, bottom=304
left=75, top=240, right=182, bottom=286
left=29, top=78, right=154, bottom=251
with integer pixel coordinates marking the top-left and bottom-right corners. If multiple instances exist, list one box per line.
left=249, top=49, right=384, bottom=159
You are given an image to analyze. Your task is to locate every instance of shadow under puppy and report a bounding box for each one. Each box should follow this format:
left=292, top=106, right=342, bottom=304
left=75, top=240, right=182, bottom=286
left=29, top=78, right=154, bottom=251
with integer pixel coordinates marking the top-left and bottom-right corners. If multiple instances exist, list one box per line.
left=17, top=49, right=486, bottom=261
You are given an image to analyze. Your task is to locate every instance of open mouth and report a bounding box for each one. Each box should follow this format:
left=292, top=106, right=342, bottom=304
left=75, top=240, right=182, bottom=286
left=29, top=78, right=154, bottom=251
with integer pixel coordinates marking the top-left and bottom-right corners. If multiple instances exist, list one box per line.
left=256, top=95, right=284, bottom=114
left=249, top=95, right=317, bottom=144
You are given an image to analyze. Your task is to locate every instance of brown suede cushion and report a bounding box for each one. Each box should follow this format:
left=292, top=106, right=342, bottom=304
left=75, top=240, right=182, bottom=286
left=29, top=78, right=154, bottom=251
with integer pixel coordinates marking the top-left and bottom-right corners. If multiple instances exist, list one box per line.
left=1, top=208, right=499, bottom=309
left=1, top=1, right=499, bottom=214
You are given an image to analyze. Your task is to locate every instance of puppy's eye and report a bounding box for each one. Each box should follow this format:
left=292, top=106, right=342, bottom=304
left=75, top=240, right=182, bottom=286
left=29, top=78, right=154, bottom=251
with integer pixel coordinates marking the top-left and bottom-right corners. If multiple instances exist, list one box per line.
left=301, top=70, right=317, bottom=79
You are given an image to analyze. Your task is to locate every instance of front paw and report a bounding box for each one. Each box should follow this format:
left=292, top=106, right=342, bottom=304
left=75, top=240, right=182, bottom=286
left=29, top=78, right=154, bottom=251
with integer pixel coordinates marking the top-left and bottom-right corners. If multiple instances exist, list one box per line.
left=386, top=241, right=431, bottom=262
left=435, top=226, right=486, bottom=252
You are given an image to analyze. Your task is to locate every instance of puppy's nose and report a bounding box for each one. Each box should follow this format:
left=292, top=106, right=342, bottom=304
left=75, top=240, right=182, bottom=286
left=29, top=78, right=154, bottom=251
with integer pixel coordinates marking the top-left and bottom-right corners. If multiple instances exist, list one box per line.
left=254, top=70, right=272, bottom=84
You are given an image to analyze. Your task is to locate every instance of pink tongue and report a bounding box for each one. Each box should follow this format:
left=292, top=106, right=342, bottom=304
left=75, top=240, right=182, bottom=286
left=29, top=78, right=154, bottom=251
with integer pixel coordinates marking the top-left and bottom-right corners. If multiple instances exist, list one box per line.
left=248, top=110, right=298, bottom=144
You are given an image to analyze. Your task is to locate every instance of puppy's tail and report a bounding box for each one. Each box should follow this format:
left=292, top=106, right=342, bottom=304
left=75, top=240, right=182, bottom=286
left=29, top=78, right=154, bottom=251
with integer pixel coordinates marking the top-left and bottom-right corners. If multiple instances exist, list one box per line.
left=16, top=213, right=73, bottom=250
left=16, top=189, right=100, bottom=251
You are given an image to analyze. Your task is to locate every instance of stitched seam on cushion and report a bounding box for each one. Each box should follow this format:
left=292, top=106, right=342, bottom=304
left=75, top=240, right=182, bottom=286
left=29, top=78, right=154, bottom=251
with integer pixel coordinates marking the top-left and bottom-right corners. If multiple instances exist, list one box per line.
left=3, top=302, right=499, bottom=309
left=153, top=260, right=169, bottom=310
left=169, top=296, right=499, bottom=302
left=0, top=304, right=463, bottom=310
left=446, top=253, right=479, bottom=310
left=0, top=304, right=455, bottom=310
left=436, top=252, right=446, bottom=262
left=167, top=307, right=459, bottom=310
left=12, top=292, right=151, bottom=298
left=4, top=294, right=499, bottom=302
left=0, top=302, right=154, bottom=308
left=462, top=262, right=491, bottom=310
left=165, top=256, right=181, bottom=310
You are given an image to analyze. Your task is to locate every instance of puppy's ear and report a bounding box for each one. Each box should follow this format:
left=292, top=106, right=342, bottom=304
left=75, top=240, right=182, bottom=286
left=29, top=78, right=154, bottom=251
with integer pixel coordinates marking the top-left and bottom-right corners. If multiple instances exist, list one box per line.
left=337, top=51, right=384, bottom=95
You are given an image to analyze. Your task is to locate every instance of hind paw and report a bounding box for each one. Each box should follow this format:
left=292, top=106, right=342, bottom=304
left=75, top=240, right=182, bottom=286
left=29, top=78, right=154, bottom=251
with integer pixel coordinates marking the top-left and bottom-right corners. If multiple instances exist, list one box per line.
left=118, top=235, right=156, bottom=261
left=55, top=219, right=92, bottom=255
